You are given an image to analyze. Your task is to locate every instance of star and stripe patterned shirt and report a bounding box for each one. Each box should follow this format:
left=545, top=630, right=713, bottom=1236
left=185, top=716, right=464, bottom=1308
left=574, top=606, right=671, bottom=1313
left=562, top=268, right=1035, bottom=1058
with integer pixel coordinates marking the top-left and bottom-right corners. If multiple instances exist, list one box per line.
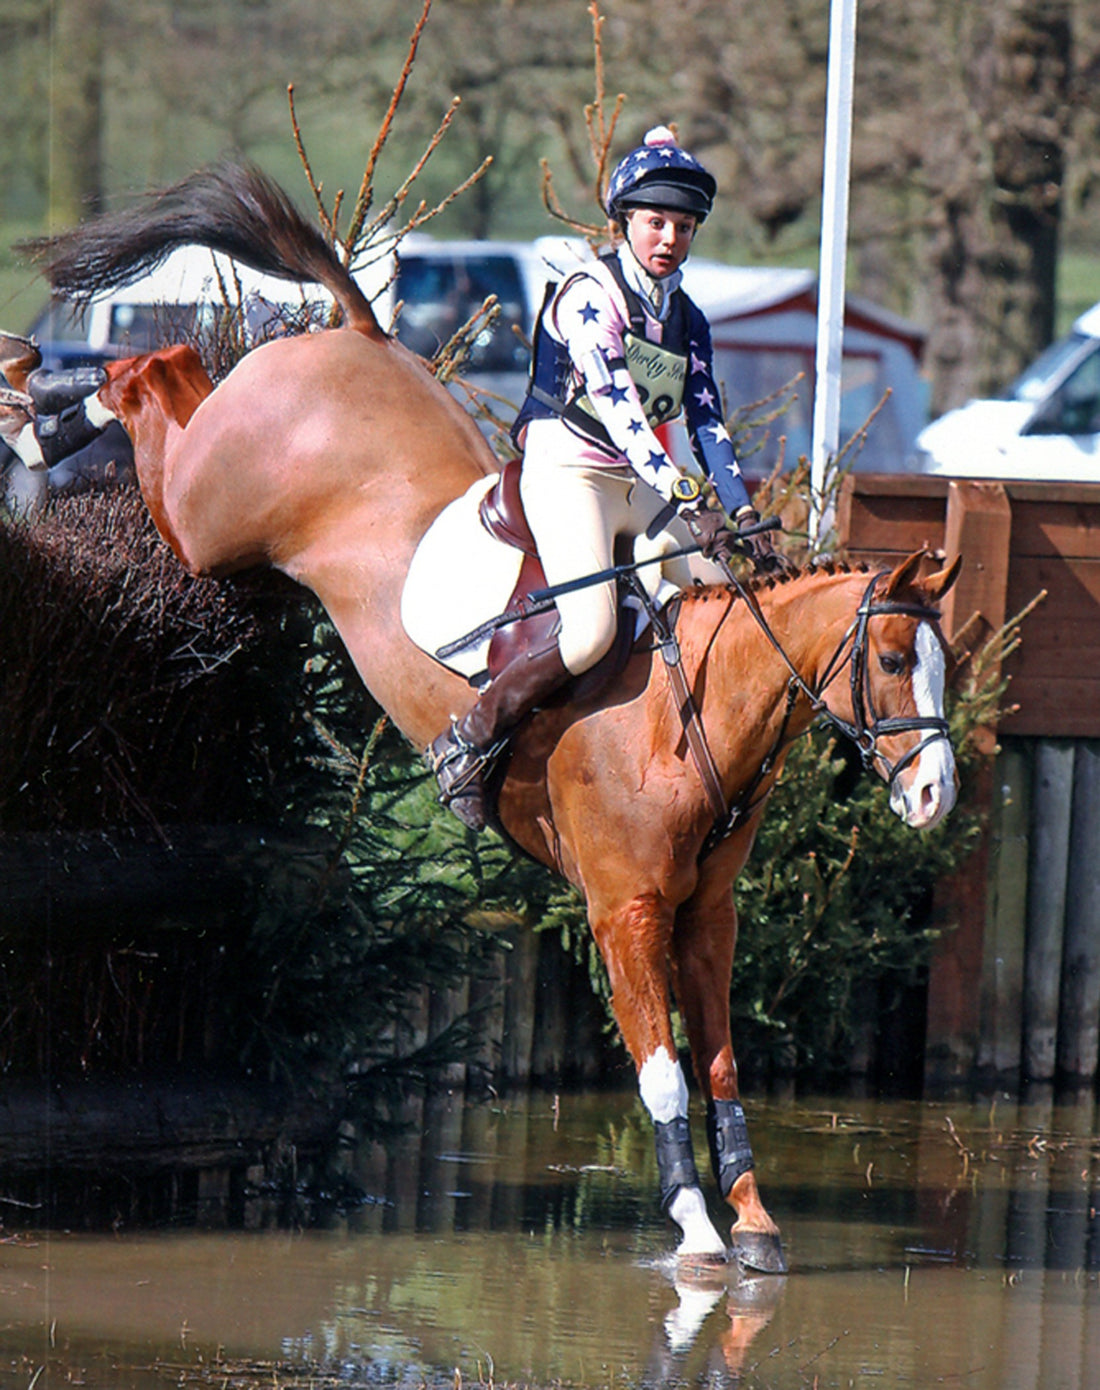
left=544, top=250, right=752, bottom=517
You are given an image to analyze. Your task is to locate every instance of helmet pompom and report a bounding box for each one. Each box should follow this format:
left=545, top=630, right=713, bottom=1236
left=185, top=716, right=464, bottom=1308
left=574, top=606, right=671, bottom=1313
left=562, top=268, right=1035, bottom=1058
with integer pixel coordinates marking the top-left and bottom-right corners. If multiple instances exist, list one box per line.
left=643, top=126, right=678, bottom=148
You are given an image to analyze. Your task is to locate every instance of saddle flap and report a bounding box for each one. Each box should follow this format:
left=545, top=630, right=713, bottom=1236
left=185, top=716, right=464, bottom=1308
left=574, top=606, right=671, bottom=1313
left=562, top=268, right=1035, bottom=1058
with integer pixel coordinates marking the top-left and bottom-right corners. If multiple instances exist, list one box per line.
left=478, top=458, right=537, bottom=556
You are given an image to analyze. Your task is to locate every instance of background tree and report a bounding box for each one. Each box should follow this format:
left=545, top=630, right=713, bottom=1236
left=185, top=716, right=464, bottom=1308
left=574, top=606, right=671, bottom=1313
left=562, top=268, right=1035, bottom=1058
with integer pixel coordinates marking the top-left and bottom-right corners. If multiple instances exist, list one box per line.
left=45, top=0, right=107, bottom=226
left=914, top=1, right=1073, bottom=408
left=3, top=2, right=1100, bottom=425
left=604, top=0, right=1084, bottom=414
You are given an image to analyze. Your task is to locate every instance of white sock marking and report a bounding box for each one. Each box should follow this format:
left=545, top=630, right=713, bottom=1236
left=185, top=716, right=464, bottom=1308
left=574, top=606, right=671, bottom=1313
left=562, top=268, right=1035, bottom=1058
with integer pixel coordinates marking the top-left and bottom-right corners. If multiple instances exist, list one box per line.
left=85, top=395, right=118, bottom=430
left=639, top=1047, right=689, bottom=1124
left=640, top=1048, right=728, bottom=1258
left=13, top=423, right=46, bottom=471
left=668, top=1184, right=728, bottom=1258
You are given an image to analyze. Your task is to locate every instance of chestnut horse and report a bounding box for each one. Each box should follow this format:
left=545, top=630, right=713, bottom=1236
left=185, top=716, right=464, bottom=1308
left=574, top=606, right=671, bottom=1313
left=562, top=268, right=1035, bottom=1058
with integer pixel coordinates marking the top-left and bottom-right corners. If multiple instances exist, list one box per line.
left=25, top=163, right=960, bottom=1272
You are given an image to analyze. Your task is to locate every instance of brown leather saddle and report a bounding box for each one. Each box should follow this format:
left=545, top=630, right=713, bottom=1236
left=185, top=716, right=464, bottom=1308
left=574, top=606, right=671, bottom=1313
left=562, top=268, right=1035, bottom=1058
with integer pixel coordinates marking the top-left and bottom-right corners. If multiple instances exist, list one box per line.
left=476, top=458, right=637, bottom=690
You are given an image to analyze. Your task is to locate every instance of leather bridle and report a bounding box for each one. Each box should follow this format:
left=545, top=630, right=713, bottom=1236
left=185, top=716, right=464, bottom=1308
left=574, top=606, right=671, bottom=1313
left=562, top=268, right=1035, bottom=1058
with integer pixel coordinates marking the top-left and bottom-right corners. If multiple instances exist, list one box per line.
left=640, top=566, right=954, bottom=858
left=811, top=569, right=952, bottom=789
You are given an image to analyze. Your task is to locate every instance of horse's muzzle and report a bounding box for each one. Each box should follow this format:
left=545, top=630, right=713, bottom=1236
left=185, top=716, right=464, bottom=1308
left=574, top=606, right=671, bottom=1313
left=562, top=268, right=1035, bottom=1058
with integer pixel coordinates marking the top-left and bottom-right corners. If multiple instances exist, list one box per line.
left=889, top=736, right=958, bottom=829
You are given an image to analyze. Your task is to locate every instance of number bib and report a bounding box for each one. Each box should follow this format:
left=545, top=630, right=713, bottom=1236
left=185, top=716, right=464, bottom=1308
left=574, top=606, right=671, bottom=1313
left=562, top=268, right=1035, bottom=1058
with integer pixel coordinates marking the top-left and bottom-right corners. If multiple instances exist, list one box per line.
left=573, top=331, right=687, bottom=431
left=622, top=331, right=686, bottom=426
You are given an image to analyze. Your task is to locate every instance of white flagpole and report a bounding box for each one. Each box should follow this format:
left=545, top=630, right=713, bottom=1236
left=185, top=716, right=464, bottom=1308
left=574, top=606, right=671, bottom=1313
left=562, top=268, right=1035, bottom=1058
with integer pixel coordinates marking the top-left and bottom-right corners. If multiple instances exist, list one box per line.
left=810, top=0, right=858, bottom=549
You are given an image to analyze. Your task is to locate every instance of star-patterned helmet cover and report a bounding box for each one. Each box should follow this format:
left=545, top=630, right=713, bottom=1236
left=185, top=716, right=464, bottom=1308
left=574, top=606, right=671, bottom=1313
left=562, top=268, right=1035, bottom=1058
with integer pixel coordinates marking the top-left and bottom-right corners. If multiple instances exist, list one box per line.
left=605, top=126, right=717, bottom=224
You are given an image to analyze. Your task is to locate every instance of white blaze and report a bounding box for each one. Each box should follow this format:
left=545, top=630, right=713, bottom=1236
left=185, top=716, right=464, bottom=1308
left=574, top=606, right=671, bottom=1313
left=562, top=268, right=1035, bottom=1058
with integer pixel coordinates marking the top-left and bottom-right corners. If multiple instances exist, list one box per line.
left=890, top=621, right=957, bottom=828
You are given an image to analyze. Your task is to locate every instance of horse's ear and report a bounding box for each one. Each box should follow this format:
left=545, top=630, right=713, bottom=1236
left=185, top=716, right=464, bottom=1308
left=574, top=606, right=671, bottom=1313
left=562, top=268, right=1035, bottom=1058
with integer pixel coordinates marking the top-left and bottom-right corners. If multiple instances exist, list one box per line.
left=881, top=550, right=925, bottom=599
left=921, top=554, right=963, bottom=603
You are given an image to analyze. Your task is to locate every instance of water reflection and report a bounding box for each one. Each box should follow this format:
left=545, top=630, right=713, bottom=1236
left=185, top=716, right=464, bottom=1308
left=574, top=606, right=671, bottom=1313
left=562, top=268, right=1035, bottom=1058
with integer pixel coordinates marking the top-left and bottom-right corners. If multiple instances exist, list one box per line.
left=2, top=1091, right=1100, bottom=1389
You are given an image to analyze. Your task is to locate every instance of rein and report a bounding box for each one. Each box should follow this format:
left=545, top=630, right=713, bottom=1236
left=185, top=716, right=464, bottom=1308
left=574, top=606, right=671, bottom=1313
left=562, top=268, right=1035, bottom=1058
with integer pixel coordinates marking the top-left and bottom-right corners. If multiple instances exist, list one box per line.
left=651, top=564, right=952, bottom=858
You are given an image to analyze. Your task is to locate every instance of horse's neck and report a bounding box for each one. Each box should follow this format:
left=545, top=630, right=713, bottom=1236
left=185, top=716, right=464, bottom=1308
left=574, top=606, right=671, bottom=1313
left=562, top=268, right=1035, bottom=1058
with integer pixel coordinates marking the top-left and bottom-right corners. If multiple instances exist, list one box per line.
left=685, top=571, right=863, bottom=733
left=749, top=571, right=864, bottom=683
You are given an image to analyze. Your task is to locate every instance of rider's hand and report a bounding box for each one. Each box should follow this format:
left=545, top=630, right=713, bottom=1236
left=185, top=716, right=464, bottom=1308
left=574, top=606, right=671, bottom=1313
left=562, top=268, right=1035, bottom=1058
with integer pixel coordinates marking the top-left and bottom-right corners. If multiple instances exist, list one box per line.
left=683, top=503, right=737, bottom=563
left=734, top=506, right=791, bottom=574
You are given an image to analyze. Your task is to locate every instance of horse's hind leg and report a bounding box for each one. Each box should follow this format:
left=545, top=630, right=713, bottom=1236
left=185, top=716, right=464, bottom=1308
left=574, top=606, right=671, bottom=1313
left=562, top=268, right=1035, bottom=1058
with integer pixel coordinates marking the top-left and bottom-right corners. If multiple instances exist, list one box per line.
left=590, top=893, right=727, bottom=1261
left=99, top=348, right=213, bottom=564
left=671, top=878, right=787, bottom=1274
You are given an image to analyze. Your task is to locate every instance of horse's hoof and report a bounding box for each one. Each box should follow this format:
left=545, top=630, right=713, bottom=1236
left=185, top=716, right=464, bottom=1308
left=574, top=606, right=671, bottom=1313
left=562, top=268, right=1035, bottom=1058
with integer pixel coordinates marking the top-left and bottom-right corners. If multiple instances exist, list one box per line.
left=731, top=1229, right=787, bottom=1274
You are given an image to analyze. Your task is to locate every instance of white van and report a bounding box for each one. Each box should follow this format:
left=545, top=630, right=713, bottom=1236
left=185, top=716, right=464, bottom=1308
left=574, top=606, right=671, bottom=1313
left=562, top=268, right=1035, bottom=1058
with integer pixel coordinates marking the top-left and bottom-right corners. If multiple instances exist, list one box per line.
left=374, top=234, right=589, bottom=414
left=910, top=300, right=1100, bottom=480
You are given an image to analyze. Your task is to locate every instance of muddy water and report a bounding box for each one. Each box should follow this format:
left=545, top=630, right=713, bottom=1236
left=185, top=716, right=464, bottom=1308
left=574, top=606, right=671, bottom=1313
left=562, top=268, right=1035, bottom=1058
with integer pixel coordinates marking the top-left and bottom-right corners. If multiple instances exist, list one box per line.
left=3, top=1090, right=1100, bottom=1388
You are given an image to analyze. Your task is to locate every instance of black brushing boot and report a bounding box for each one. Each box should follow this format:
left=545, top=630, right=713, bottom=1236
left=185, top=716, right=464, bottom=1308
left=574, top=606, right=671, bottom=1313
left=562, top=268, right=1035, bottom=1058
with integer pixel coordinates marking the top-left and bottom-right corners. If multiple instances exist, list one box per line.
left=27, top=366, right=108, bottom=414
left=28, top=367, right=111, bottom=467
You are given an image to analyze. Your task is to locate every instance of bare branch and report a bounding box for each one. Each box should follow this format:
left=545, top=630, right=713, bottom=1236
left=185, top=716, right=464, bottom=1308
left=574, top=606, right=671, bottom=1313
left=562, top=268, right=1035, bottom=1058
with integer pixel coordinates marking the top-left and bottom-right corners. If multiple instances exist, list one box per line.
left=343, top=0, right=435, bottom=255
left=287, top=83, right=334, bottom=242
left=537, top=2, right=625, bottom=242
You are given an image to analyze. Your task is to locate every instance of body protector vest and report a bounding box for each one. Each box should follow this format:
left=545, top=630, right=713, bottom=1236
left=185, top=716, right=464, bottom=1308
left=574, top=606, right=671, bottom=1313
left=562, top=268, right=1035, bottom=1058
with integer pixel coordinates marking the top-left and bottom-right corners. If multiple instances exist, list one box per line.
left=511, top=253, right=691, bottom=453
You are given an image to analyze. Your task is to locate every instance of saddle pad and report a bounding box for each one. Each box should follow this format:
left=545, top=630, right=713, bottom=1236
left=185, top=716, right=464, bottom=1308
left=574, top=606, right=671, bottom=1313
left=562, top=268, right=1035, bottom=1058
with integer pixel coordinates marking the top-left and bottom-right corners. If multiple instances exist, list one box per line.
left=401, top=474, right=524, bottom=681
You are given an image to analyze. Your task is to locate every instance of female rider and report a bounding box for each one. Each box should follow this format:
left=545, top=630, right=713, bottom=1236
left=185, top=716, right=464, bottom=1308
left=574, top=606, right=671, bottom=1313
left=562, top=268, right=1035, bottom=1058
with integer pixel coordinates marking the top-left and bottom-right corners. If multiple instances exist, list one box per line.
left=429, top=126, right=778, bottom=829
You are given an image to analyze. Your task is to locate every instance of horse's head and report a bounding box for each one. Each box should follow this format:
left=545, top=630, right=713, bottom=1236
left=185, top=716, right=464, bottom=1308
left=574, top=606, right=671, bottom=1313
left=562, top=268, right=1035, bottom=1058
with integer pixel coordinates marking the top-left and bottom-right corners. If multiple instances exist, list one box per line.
left=823, top=550, right=961, bottom=830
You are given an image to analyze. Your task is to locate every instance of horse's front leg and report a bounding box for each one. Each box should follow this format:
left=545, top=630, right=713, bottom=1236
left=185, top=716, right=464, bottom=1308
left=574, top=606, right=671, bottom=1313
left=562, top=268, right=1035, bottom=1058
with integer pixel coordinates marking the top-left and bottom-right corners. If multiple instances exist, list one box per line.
left=590, top=892, right=727, bottom=1261
left=671, top=872, right=787, bottom=1274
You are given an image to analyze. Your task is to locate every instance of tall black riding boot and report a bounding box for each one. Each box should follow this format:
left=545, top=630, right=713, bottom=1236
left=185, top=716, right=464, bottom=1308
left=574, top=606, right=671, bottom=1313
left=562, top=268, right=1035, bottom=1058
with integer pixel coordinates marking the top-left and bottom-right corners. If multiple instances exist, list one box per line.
left=427, top=644, right=570, bottom=831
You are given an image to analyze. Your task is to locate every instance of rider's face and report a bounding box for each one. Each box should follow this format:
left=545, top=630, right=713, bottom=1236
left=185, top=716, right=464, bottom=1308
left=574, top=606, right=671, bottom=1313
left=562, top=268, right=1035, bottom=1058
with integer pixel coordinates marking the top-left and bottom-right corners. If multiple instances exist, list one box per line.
left=626, top=208, right=697, bottom=278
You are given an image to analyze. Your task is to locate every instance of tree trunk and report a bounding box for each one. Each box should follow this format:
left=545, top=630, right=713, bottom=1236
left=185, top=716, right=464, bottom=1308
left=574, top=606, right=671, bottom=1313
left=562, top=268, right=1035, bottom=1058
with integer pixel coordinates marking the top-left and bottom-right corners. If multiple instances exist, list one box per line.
left=47, top=0, right=106, bottom=227
left=983, top=1, right=1072, bottom=385
left=924, top=2, right=1072, bottom=413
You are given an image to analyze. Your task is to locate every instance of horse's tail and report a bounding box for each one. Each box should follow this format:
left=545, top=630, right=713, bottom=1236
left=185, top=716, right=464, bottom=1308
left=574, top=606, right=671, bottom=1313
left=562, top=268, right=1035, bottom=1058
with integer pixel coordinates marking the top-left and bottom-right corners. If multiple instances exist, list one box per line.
left=19, top=159, right=385, bottom=340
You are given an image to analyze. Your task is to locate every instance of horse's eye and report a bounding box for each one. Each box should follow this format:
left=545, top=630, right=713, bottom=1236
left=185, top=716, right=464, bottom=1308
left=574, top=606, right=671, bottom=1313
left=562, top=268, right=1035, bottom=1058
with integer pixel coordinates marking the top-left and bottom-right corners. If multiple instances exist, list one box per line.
left=879, top=652, right=906, bottom=677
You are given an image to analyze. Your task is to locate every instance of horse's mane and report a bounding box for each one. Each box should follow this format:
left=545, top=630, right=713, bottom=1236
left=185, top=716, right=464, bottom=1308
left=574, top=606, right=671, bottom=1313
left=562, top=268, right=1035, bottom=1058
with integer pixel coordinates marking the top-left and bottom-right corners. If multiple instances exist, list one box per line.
left=677, top=559, right=871, bottom=611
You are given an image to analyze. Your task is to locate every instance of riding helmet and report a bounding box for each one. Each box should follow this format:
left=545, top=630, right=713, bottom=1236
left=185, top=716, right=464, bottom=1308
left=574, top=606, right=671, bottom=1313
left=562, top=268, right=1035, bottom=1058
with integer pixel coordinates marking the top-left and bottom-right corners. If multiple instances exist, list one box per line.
left=605, top=126, right=717, bottom=224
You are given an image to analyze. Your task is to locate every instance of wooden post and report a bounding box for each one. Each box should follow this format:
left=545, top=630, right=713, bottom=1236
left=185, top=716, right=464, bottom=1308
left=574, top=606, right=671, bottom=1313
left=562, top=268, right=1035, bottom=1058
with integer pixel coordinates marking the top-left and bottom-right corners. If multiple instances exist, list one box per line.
left=427, top=976, right=470, bottom=1089
left=467, top=949, right=506, bottom=1090
left=500, top=925, right=539, bottom=1084
left=940, top=481, right=1013, bottom=755
left=976, top=743, right=1029, bottom=1081
left=1057, top=742, right=1100, bottom=1084
left=530, top=932, right=571, bottom=1081
left=925, top=482, right=1013, bottom=1087
left=1022, top=740, right=1075, bottom=1081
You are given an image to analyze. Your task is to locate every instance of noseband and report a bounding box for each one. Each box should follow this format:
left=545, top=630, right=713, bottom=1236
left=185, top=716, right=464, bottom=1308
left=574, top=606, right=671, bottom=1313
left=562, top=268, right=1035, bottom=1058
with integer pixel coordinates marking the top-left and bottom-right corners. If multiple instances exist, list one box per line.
left=814, top=570, right=952, bottom=791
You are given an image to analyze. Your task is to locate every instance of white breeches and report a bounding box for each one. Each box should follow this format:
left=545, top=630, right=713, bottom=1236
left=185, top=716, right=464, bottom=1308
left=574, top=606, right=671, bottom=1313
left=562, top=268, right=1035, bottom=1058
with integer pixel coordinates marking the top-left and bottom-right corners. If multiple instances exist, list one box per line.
left=520, top=419, right=712, bottom=675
